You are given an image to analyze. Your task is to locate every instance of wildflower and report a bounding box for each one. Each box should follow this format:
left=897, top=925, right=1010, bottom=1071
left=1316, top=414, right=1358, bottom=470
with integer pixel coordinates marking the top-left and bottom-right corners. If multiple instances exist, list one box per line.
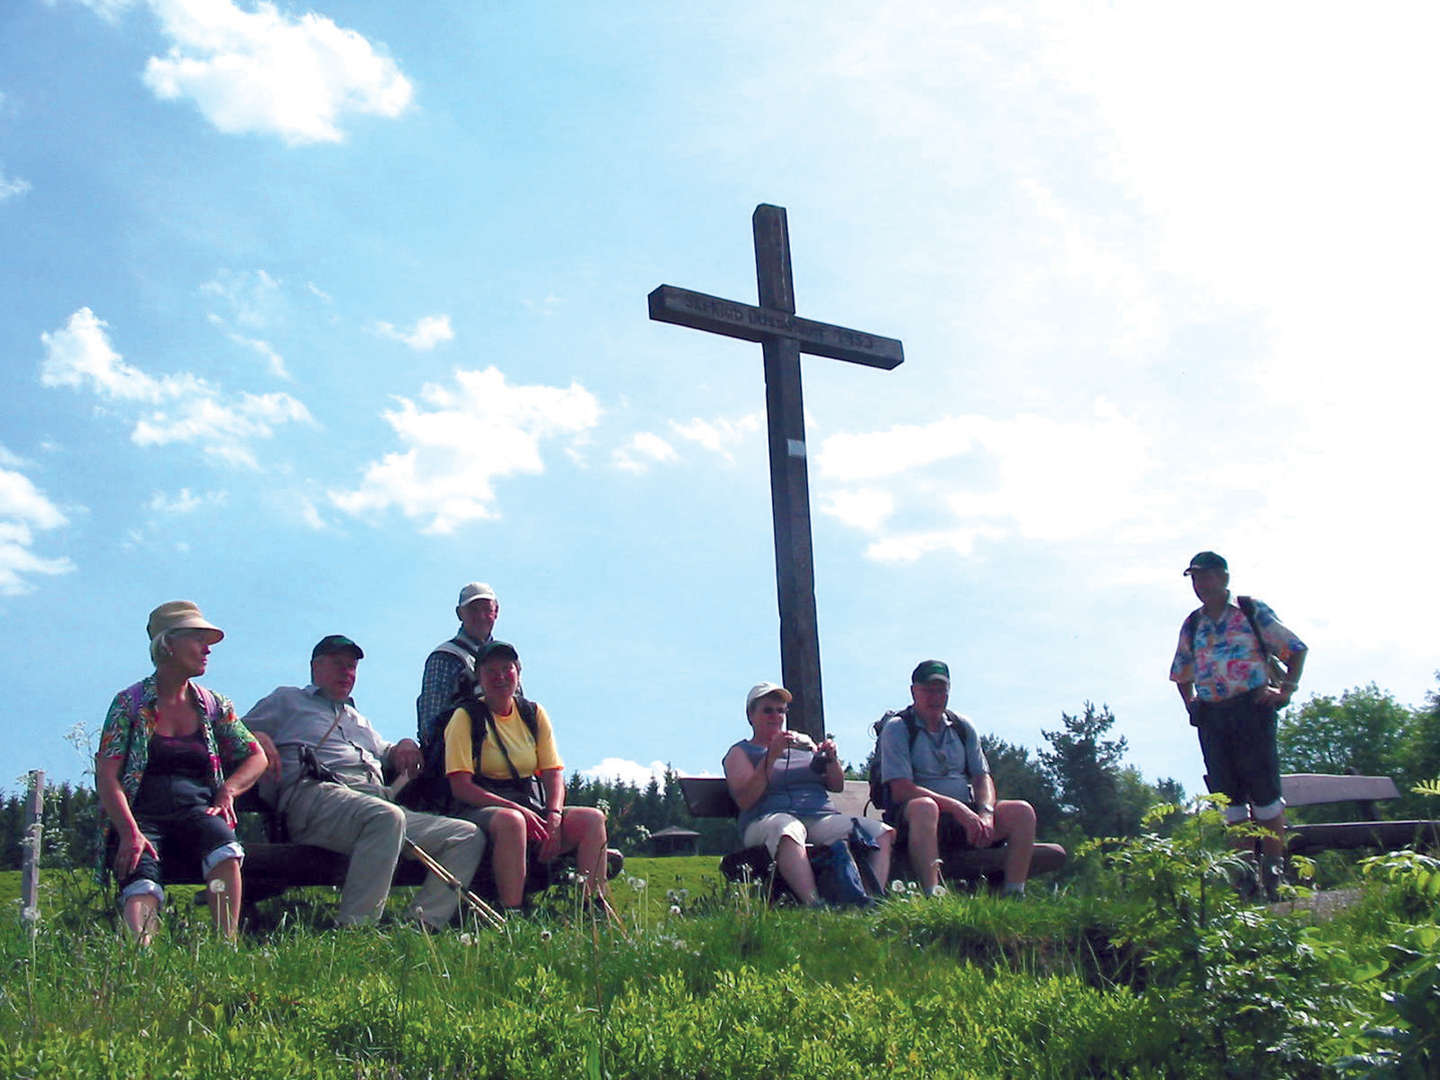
left=669, top=905, right=681, bottom=916
left=928, top=884, right=948, bottom=898
left=21, top=906, right=38, bottom=923
left=208, top=879, right=227, bottom=894
left=540, top=929, right=552, bottom=942
left=458, top=933, right=474, bottom=946
left=890, top=880, right=906, bottom=894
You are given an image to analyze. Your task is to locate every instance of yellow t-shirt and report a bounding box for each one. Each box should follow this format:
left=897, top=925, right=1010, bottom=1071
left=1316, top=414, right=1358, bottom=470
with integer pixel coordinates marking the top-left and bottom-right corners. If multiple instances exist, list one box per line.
left=443, top=701, right=562, bottom=780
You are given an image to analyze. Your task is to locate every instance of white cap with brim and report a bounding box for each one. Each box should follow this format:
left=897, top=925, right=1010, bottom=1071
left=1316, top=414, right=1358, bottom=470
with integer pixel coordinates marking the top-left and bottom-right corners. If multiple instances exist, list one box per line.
left=457, top=582, right=497, bottom=608
left=745, top=682, right=792, bottom=713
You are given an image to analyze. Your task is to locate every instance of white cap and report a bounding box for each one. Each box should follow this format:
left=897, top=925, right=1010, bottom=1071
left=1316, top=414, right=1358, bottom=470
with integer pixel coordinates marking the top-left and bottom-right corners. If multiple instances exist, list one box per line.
left=457, top=582, right=497, bottom=607
left=745, top=682, right=792, bottom=713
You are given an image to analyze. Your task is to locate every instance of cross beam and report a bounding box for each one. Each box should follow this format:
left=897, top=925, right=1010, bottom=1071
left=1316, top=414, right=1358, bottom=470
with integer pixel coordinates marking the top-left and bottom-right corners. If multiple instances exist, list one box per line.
left=647, top=204, right=904, bottom=740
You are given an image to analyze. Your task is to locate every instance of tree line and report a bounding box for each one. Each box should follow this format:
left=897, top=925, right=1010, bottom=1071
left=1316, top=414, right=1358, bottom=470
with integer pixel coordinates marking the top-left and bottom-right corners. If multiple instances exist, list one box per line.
left=6, top=677, right=1438, bottom=869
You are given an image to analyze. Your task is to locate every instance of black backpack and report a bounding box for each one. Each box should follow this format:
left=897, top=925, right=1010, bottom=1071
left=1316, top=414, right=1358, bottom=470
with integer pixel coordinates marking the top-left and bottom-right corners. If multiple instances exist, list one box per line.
left=867, top=706, right=977, bottom=814
left=409, top=673, right=540, bottom=811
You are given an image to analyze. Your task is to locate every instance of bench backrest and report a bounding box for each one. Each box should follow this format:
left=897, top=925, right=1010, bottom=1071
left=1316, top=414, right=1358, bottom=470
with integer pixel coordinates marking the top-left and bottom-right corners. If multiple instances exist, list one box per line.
left=678, top=776, right=880, bottom=821
left=1280, top=773, right=1400, bottom=808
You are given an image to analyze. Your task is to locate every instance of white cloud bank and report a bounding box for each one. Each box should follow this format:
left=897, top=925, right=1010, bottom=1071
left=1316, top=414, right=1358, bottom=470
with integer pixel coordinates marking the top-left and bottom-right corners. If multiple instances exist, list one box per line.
left=129, top=0, right=413, bottom=144
left=374, top=314, right=454, bottom=351
left=330, top=366, right=601, bottom=533
left=579, top=758, right=670, bottom=789
left=817, top=399, right=1159, bottom=563
left=0, top=448, right=74, bottom=595
left=40, top=307, right=312, bottom=468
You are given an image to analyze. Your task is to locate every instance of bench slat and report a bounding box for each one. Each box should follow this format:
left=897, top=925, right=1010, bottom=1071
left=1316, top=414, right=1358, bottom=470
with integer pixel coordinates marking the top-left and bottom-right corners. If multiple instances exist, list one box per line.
left=1280, top=773, right=1400, bottom=806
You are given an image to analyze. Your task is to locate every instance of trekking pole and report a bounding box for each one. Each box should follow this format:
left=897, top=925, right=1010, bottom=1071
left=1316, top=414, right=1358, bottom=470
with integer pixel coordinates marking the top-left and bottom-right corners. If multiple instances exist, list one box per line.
left=404, top=838, right=507, bottom=932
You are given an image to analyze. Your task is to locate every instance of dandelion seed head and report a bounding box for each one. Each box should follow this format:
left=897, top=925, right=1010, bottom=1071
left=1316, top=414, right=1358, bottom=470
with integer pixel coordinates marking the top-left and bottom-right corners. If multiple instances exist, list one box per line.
left=540, top=929, right=552, bottom=942
left=669, top=905, right=681, bottom=916
left=208, top=879, right=227, bottom=894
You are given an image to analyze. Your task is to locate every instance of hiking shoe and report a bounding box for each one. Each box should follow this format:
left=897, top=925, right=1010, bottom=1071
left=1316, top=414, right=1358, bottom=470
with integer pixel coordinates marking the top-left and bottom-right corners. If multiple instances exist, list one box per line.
left=1260, top=858, right=1284, bottom=903
left=1229, top=859, right=1261, bottom=902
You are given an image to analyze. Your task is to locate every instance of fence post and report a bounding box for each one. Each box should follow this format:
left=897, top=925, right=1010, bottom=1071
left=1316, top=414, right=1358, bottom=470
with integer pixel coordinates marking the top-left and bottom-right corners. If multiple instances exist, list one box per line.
left=21, top=770, right=43, bottom=928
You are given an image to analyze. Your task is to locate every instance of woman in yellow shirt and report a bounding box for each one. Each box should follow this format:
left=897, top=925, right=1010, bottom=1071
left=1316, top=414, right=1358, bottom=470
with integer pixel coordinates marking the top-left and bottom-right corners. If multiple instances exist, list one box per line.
left=443, top=640, right=609, bottom=909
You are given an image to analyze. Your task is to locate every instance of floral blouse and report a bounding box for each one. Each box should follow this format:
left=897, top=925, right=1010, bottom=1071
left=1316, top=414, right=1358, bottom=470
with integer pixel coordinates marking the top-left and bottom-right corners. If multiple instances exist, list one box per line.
left=94, top=674, right=260, bottom=879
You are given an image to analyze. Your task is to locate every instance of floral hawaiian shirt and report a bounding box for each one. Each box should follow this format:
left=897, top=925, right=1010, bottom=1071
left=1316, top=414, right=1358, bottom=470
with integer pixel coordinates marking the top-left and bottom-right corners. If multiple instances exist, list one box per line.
left=1169, top=597, right=1307, bottom=703
left=94, top=674, right=259, bottom=880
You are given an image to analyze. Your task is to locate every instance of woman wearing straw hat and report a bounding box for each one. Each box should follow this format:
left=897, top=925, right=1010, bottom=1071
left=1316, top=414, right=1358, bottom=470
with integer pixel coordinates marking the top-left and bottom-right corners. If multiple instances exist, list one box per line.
left=95, top=601, right=267, bottom=943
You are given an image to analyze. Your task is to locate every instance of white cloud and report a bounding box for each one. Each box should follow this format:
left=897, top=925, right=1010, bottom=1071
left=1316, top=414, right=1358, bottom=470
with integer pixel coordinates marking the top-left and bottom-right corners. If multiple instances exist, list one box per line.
left=236, top=334, right=288, bottom=379
left=329, top=366, right=601, bottom=533
left=668, top=412, right=762, bottom=462
left=579, top=758, right=669, bottom=789
left=817, top=488, right=894, bottom=533
left=612, top=432, right=677, bottom=474
left=138, top=0, right=413, bottom=145
left=40, top=307, right=312, bottom=467
left=0, top=451, right=74, bottom=594
left=201, top=268, right=281, bottom=328
left=0, top=166, right=30, bottom=202
left=818, top=399, right=1160, bottom=561
left=374, top=314, right=454, bottom=351
left=147, top=488, right=227, bottom=514
left=69, top=0, right=137, bottom=20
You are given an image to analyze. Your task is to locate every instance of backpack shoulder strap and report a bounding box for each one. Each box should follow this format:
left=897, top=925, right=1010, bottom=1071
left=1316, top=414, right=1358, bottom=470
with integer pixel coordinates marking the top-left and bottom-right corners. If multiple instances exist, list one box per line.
left=431, top=639, right=479, bottom=673
left=1236, top=596, right=1268, bottom=649
left=1181, top=608, right=1201, bottom=650
left=516, top=697, right=540, bottom=741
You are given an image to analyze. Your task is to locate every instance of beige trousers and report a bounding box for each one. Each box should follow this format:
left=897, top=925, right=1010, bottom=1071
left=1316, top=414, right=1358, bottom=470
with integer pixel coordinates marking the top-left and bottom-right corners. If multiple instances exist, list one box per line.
left=286, top=781, right=488, bottom=927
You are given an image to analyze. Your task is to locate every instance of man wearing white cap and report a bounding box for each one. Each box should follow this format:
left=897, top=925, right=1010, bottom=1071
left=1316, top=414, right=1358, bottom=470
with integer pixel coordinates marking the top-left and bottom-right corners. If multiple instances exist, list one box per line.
left=416, top=582, right=502, bottom=749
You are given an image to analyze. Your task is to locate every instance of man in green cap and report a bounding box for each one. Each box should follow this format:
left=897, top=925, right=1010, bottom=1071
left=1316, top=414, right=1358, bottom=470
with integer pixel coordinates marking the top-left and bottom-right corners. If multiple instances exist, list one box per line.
left=877, top=660, right=1037, bottom=896
left=1171, top=551, right=1308, bottom=900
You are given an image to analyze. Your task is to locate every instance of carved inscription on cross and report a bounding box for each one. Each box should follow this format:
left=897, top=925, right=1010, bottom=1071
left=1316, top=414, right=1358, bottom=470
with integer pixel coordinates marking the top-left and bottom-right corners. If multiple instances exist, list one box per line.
left=648, top=204, right=904, bottom=740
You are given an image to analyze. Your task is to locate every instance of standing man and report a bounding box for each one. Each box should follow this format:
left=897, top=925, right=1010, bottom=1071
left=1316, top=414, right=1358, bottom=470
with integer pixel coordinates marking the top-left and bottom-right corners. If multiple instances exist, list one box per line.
left=416, top=582, right=500, bottom=747
left=879, top=660, right=1036, bottom=896
left=245, top=635, right=488, bottom=928
left=1170, top=550, right=1307, bottom=900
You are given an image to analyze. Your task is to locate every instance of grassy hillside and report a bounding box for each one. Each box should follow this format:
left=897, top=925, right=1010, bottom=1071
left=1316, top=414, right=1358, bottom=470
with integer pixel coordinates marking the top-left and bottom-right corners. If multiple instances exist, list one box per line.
left=4, top=814, right=1439, bottom=1079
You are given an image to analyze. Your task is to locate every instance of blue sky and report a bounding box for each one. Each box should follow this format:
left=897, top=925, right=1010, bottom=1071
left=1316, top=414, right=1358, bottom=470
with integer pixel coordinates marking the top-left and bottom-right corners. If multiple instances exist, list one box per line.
left=3, top=1, right=1438, bottom=798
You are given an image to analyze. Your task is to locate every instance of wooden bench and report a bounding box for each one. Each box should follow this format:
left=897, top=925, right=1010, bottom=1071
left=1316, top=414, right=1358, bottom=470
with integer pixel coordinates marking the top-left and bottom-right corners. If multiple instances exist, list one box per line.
left=1281, top=773, right=1440, bottom=854
left=162, top=790, right=623, bottom=914
left=679, top=776, right=1066, bottom=892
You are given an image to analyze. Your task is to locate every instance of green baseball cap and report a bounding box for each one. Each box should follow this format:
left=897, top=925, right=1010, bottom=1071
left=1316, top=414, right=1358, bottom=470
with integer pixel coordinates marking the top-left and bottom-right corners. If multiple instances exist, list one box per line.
left=910, top=659, right=950, bottom=686
left=1183, top=551, right=1228, bottom=576
left=311, top=634, right=364, bottom=660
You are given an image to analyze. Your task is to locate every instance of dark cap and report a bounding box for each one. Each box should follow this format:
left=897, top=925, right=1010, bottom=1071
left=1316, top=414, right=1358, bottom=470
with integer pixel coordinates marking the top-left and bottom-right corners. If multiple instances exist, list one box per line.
left=476, top=640, right=519, bottom=665
left=911, top=659, right=950, bottom=686
left=1183, top=551, right=1228, bottom=576
left=312, top=634, right=364, bottom=660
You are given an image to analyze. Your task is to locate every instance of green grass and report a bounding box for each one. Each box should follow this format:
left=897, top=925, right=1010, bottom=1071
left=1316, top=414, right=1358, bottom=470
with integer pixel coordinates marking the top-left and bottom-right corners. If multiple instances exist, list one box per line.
left=3, top=844, right=1437, bottom=1079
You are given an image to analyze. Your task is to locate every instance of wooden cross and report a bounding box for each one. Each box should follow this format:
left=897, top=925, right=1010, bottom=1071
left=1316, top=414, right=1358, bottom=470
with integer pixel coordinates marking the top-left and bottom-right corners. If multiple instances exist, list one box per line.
left=648, top=204, right=904, bottom=740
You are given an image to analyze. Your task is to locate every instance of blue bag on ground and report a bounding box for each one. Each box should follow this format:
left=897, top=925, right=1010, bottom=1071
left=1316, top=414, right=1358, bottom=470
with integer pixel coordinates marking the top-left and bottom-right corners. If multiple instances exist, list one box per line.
left=812, top=819, right=878, bottom=907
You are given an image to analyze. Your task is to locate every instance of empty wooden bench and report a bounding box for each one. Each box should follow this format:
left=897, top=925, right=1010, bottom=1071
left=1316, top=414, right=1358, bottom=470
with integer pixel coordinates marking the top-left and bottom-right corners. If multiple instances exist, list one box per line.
left=679, top=776, right=1065, bottom=892
left=1281, top=773, right=1440, bottom=855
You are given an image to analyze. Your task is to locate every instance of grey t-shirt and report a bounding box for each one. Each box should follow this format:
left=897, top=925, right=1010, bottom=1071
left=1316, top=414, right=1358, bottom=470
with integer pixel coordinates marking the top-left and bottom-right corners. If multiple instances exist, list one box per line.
left=878, top=710, right=989, bottom=805
left=726, top=739, right=838, bottom=835
left=243, top=684, right=392, bottom=811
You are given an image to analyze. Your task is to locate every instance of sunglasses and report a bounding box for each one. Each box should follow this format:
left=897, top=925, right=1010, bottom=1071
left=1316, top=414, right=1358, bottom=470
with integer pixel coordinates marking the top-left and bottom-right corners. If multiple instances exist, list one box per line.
left=758, top=705, right=788, bottom=715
